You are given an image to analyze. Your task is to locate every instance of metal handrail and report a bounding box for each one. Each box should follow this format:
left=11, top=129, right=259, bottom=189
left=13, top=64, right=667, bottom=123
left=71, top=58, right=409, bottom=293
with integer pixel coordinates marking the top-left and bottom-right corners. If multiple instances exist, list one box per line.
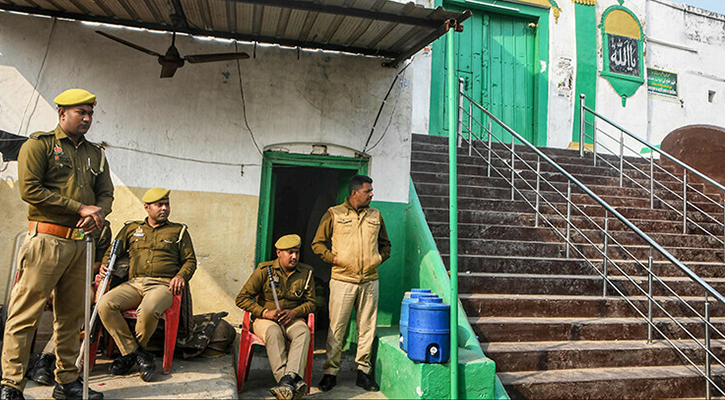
left=457, top=81, right=725, bottom=398
left=579, top=94, right=725, bottom=262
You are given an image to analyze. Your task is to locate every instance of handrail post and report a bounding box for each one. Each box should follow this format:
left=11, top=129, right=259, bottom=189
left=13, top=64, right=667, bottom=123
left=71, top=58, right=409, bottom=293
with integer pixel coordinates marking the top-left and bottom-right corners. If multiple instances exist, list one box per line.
left=592, top=112, right=598, bottom=167
left=650, top=150, right=654, bottom=209
left=705, top=298, right=712, bottom=400
left=566, top=181, right=571, bottom=259
left=647, top=250, right=653, bottom=344
left=487, top=121, right=492, bottom=178
left=535, top=156, right=541, bottom=227
left=458, top=79, right=464, bottom=149
left=603, top=211, right=609, bottom=297
left=579, top=94, right=586, bottom=158
left=511, top=136, right=515, bottom=201
left=468, top=103, right=473, bottom=157
left=683, top=171, right=688, bottom=234
left=619, top=130, right=624, bottom=187
left=445, top=27, right=459, bottom=400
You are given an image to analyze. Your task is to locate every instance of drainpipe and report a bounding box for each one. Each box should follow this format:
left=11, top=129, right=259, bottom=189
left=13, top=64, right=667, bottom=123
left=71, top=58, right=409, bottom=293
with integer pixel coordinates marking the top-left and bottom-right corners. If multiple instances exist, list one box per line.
left=445, top=24, right=459, bottom=400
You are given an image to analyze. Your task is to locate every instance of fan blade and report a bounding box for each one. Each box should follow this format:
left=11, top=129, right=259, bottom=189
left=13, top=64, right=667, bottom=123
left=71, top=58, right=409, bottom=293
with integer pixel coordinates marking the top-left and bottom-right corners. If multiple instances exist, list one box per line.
left=96, top=31, right=162, bottom=58
left=160, top=64, right=179, bottom=78
left=184, top=52, right=250, bottom=63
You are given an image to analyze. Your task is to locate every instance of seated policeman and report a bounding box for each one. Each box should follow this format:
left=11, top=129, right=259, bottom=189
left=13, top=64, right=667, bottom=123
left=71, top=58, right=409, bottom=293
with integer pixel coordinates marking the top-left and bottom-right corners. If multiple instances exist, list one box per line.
left=236, top=234, right=316, bottom=400
left=97, top=188, right=196, bottom=382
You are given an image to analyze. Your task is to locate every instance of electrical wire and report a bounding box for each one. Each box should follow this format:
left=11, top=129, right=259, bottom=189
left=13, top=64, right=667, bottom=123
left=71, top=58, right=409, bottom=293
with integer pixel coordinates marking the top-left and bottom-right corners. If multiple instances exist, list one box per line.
left=102, top=142, right=260, bottom=167
left=362, top=57, right=414, bottom=154
left=18, top=18, right=56, bottom=136
left=235, top=40, right=263, bottom=156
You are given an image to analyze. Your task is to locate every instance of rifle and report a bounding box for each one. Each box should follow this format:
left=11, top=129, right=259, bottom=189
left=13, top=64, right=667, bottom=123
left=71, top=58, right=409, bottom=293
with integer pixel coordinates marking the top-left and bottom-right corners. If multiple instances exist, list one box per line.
left=76, top=239, right=121, bottom=368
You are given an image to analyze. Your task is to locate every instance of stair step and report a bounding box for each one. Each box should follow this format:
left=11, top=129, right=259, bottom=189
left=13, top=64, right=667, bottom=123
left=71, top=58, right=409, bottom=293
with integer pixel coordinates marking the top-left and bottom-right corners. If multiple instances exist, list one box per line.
left=498, top=364, right=722, bottom=399
left=461, top=293, right=725, bottom=318
left=469, top=316, right=725, bottom=342
left=484, top=339, right=725, bottom=372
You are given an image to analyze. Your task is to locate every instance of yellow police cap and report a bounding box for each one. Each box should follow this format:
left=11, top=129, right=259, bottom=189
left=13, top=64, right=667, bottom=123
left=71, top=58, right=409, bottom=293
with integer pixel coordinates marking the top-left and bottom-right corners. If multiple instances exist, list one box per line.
left=275, top=234, right=301, bottom=250
left=54, top=89, right=97, bottom=107
left=142, top=188, right=170, bottom=204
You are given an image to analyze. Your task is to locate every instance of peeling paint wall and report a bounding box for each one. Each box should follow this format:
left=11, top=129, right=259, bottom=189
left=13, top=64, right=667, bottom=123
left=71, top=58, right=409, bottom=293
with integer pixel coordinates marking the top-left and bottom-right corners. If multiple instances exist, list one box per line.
left=0, top=11, right=413, bottom=323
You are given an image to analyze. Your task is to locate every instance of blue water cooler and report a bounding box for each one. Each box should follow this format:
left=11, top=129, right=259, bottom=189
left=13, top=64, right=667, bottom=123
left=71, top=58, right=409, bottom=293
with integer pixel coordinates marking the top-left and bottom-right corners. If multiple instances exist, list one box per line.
left=399, top=292, right=441, bottom=352
left=407, top=302, right=451, bottom=363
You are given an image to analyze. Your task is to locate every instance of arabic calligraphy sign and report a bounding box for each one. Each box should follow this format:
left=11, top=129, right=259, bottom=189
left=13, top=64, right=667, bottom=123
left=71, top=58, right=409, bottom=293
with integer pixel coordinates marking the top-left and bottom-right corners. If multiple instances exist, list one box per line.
left=608, top=34, right=640, bottom=76
left=647, top=68, right=678, bottom=97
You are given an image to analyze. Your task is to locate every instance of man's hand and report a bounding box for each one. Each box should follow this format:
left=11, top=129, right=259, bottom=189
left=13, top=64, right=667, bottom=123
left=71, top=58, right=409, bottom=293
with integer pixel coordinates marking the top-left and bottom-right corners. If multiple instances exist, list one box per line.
left=169, top=275, right=185, bottom=295
left=333, top=256, right=338, bottom=265
left=99, top=264, right=109, bottom=279
left=277, top=309, right=298, bottom=325
left=263, top=309, right=281, bottom=321
left=77, top=205, right=105, bottom=232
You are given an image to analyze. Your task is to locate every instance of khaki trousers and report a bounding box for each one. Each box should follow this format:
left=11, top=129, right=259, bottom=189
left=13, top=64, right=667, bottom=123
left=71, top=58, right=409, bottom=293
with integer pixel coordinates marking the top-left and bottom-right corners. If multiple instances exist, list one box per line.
left=323, top=279, right=378, bottom=375
left=253, top=318, right=310, bottom=382
left=2, top=233, right=87, bottom=390
left=97, top=277, right=173, bottom=355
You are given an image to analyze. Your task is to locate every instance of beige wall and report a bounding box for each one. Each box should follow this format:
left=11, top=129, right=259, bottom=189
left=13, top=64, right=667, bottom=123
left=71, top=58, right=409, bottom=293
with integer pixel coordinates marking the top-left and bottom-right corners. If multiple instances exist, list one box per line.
left=0, top=182, right=259, bottom=324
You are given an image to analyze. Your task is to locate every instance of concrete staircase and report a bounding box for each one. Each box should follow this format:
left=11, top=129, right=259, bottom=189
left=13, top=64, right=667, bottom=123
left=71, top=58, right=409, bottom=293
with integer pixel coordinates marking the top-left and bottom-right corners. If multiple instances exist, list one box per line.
left=410, top=133, right=725, bottom=399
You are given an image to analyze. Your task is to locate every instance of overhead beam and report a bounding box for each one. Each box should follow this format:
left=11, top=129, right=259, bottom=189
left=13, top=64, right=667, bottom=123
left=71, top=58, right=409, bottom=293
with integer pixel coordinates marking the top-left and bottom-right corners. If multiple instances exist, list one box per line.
left=0, top=3, right=399, bottom=59
left=227, top=0, right=442, bottom=28
left=387, top=10, right=471, bottom=67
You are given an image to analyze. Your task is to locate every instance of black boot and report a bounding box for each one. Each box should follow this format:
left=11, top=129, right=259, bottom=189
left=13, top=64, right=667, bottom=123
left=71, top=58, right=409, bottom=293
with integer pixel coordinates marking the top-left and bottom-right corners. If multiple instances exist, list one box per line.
left=26, top=353, right=55, bottom=386
left=0, top=386, right=24, bottom=400
left=109, top=352, right=136, bottom=376
left=51, top=378, right=103, bottom=400
left=270, top=373, right=295, bottom=400
left=356, top=370, right=379, bottom=392
left=291, top=373, right=307, bottom=400
left=133, top=347, right=156, bottom=382
left=317, top=374, right=336, bottom=392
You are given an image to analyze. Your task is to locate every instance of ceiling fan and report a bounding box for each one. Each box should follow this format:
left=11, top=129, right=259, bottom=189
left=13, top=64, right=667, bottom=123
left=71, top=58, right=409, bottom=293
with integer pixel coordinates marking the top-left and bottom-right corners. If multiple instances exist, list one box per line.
left=95, top=30, right=250, bottom=78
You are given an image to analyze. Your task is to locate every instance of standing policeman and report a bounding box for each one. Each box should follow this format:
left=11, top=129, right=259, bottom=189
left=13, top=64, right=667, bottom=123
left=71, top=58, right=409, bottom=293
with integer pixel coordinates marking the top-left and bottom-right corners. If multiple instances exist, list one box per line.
left=311, top=175, right=391, bottom=392
left=1, top=89, right=113, bottom=400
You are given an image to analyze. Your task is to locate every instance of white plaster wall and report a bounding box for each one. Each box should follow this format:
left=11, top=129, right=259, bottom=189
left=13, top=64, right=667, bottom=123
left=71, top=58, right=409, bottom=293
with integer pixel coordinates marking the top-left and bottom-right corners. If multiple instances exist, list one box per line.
left=0, top=11, right=412, bottom=204
left=546, top=0, right=578, bottom=149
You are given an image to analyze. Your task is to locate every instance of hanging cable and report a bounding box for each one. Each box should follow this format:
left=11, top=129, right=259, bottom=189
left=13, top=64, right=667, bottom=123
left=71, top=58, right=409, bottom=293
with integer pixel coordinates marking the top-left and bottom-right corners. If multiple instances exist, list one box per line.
left=235, top=41, right=263, bottom=156
left=361, top=57, right=414, bottom=154
left=102, top=142, right=260, bottom=167
left=18, top=18, right=56, bottom=136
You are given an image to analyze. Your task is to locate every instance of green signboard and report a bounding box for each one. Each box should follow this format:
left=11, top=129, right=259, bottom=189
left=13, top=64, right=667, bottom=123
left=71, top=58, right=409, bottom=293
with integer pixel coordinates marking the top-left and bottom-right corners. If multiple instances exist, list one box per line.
left=647, top=68, right=678, bottom=98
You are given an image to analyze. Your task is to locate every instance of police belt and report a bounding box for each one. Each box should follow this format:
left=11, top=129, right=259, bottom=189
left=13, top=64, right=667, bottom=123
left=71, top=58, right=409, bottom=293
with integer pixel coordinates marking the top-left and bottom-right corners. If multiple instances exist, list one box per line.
left=29, top=221, right=86, bottom=240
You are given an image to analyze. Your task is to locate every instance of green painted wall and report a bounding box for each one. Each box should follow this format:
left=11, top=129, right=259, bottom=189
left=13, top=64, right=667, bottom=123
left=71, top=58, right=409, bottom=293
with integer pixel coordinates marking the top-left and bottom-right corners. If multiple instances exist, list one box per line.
left=372, top=200, right=408, bottom=326
left=572, top=3, right=597, bottom=143
left=430, top=0, right=550, bottom=147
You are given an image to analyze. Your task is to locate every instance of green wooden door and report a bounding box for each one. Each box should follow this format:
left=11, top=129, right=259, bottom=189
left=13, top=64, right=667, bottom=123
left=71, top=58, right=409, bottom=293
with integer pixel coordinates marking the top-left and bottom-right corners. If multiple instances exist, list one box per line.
left=432, top=6, right=537, bottom=144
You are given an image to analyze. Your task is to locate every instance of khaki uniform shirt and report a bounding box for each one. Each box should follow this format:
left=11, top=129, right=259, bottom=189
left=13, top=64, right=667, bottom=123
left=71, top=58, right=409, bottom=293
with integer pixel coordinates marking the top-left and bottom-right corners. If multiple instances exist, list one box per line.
left=18, top=125, right=114, bottom=227
left=236, top=260, right=316, bottom=319
left=103, top=219, right=197, bottom=282
left=311, top=198, right=391, bottom=283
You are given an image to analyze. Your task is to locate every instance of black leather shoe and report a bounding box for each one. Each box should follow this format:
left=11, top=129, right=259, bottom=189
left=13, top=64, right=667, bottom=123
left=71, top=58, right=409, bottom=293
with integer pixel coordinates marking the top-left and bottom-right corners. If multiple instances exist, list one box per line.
left=0, top=386, right=25, bottom=400
left=291, top=374, right=307, bottom=400
left=356, top=370, right=379, bottom=392
left=134, top=347, right=156, bottom=382
left=52, top=378, right=103, bottom=400
left=269, top=373, right=295, bottom=400
left=318, top=374, right=336, bottom=392
left=109, top=352, right=136, bottom=375
left=27, top=352, right=55, bottom=386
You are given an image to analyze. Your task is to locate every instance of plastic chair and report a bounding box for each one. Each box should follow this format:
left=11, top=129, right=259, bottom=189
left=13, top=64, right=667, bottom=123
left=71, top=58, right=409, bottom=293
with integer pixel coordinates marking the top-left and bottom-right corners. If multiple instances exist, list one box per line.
left=106, top=293, right=182, bottom=375
left=236, top=311, right=315, bottom=394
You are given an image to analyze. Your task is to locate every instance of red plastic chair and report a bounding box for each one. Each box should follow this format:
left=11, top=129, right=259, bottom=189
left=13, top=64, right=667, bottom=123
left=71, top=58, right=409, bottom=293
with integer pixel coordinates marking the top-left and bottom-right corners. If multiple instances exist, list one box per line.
left=236, top=311, right=314, bottom=394
left=106, top=293, right=182, bottom=375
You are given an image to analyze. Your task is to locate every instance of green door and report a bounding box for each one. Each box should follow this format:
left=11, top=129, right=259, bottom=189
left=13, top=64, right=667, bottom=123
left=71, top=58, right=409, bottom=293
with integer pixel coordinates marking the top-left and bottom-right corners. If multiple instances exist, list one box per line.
left=431, top=6, right=538, bottom=144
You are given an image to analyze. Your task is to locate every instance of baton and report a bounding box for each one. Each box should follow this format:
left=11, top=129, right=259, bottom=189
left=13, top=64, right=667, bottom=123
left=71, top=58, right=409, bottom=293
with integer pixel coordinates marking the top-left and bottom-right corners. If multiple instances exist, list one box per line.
left=266, top=265, right=281, bottom=311
left=83, top=233, right=94, bottom=400
left=76, top=239, right=121, bottom=368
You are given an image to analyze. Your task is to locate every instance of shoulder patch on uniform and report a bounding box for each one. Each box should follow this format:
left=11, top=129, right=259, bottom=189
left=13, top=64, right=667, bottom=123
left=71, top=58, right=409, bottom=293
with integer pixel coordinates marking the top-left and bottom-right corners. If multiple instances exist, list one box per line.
left=256, top=261, right=274, bottom=270
left=88, top=141, right=105, bottom=150
left=123, top=220, right=142, bottom=225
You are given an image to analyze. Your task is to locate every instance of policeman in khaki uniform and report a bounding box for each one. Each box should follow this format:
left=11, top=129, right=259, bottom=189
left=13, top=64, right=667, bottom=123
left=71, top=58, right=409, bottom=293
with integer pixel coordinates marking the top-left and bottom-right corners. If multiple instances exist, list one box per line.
left=236, top=234, right=316, bottom=400
left=97, top=188, right=196, bottom=383
left=2, top=89, right=113, bottom=400
left=312, top=175, right=391, bottom=393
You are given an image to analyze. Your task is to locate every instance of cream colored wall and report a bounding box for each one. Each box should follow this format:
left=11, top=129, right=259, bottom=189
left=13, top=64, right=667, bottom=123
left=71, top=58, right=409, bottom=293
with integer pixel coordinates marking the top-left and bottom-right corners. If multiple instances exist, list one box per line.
left=0, top=180, right=257, bottom=324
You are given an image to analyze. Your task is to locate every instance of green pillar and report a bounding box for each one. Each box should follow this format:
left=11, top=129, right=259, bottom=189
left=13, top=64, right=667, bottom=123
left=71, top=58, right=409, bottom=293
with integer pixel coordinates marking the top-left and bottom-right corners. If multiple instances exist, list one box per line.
left=572, top=2, right=597, bottom=144
left=445, top=27, right=459, bottom=400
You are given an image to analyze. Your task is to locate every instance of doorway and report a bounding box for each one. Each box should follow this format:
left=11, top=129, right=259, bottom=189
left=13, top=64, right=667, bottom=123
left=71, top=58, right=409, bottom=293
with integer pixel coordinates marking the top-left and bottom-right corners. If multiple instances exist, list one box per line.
left=255, top=151, right=368, bottom=337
